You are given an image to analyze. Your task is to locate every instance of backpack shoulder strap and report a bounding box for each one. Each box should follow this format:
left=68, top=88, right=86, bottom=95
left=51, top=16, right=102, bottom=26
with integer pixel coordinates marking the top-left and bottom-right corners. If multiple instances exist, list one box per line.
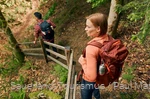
left=82, top=41, right=102, bottom=58
left=83, top=35, right=113, bottom=57
left=87, top=41, right=103, bottom=48
left=87, top=35, right=114, bottom=48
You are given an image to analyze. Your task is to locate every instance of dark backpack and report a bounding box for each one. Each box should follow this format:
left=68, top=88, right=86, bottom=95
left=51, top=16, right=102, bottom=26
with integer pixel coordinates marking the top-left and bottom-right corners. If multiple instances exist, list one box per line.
left=39, top=20, right=54, bottom=40
left=77, top=35, right=129, bottom=87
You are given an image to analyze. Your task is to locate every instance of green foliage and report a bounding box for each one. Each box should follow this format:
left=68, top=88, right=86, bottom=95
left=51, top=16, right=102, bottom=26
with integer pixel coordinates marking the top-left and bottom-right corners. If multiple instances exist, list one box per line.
left=0, top=56, right=20, bottom=77
left=0, top=18, right=5, bottom=29
left=87, top=0, right=110, bottom=8
left=0, top=11, right=7, bottom=29
left=10, top=75, right=26, bottom=99
left=53, top=64, right=68, bottom=83
left=122, top=74, right=134, bottom=83
left=10, top=89, right=26, bottom=99
left=120, top=91, right=138, bottom=99
left=145, top=93, right=150, bottom=98
left=0, top=49, right=30, bottom=77
left=20, top=60, right=36, bottom=70
left=122, top=65, right=136, bottom=82
left=43, top=2, right=57, bottom=20
left=29, top=90, right=62, bottom=99
left=117, top=0, right=150, bottom=44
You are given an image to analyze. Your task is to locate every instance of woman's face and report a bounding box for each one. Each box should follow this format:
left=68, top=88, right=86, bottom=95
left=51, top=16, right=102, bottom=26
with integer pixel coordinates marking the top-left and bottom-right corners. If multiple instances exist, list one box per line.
left=85, top=19, right=100, bottom=38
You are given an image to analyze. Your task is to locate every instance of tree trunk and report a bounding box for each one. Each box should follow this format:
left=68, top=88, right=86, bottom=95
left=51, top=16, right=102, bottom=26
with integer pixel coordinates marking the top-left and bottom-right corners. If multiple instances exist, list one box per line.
left=107, top=0, right=121, bottom=38
left=0, top=10, right=24, bottom=64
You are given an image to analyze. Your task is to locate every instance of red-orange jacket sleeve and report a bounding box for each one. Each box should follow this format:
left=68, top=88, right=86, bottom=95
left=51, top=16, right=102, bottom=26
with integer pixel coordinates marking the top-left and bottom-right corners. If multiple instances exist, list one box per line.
left=34, top=24, right=41, bottom=38
left=81, top=45, right=99, bottom=82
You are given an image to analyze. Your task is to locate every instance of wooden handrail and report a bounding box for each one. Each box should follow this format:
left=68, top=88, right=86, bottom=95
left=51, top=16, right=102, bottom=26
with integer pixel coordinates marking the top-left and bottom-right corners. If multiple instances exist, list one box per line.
left=22, top=48, right=42, bottom=52
left=24, top=53, right=43, bottom=56
left=44, top=41, right=66, bottom=50
left=65, top=50, right=73, bottom=99
left=18, top=41, right=40, bottom=45
left=46, top=48, right=67, bottom=60
left=47, top=55, right=68, bottom=70
left=19, top=39, right=77, bottom=99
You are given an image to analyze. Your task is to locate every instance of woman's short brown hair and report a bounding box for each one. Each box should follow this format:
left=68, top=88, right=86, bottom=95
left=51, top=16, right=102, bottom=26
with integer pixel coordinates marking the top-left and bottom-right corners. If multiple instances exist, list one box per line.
left=86, top=13, right=108, bottom=36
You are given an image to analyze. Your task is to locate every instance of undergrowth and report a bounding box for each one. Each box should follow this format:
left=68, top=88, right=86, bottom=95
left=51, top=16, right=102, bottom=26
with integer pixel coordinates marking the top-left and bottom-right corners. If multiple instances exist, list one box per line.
left=122, top=64, right=136, bottom=82
left=53, top=64, right=68, bottom=83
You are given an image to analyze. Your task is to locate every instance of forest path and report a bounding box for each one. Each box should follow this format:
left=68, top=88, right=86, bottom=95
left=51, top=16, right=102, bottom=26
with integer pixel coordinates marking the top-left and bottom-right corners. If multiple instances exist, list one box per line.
left=13, top=0, right=39, bottom=36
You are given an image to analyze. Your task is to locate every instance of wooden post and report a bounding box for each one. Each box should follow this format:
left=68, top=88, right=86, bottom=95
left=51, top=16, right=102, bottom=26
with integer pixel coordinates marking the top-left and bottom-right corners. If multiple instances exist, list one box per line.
left=40, top=38, right=48, bottom=63
left=73, top=75, right=77, bottom=99
left=69, top=64, right=75, bottom=99
left=65, top=46, right=71, bottom=66
left=65, top=49, right=73, bottom=99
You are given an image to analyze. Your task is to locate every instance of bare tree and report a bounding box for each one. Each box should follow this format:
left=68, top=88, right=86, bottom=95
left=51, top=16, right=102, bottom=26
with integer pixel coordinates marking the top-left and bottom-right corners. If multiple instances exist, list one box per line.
left=107, top=0, right=123, bottom=38
left=107, top=0, right=118, bottom=35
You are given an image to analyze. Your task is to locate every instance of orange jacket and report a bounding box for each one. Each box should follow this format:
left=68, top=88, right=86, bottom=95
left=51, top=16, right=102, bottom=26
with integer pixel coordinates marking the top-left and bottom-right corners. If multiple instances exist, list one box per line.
left=79, top=34, right=109, bottom=82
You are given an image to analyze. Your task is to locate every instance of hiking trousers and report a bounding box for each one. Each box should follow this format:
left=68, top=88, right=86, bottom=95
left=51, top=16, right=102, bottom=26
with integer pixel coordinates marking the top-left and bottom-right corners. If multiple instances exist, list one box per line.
left=81, top=78, right=100, bottom=99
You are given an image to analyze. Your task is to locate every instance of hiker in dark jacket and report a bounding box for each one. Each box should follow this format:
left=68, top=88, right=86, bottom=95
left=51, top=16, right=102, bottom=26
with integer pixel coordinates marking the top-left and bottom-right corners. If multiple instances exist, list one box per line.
left=33, top=12, right=56, bottom=44
left=33, top=12, right=57, bottom=55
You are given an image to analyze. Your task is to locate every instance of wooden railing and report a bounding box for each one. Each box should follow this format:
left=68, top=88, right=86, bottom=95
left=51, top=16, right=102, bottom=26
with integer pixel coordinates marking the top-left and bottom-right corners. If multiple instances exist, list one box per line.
left=65, top=50, right=77, bottom=99
left=18, top=39, right=77, bottom=99
left=19, top=39, right=71, bottom=69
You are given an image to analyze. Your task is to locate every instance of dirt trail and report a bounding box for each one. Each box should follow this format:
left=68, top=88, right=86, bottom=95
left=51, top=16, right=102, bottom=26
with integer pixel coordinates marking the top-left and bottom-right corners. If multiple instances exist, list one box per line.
left=13, top=0, right=39, bottom=36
